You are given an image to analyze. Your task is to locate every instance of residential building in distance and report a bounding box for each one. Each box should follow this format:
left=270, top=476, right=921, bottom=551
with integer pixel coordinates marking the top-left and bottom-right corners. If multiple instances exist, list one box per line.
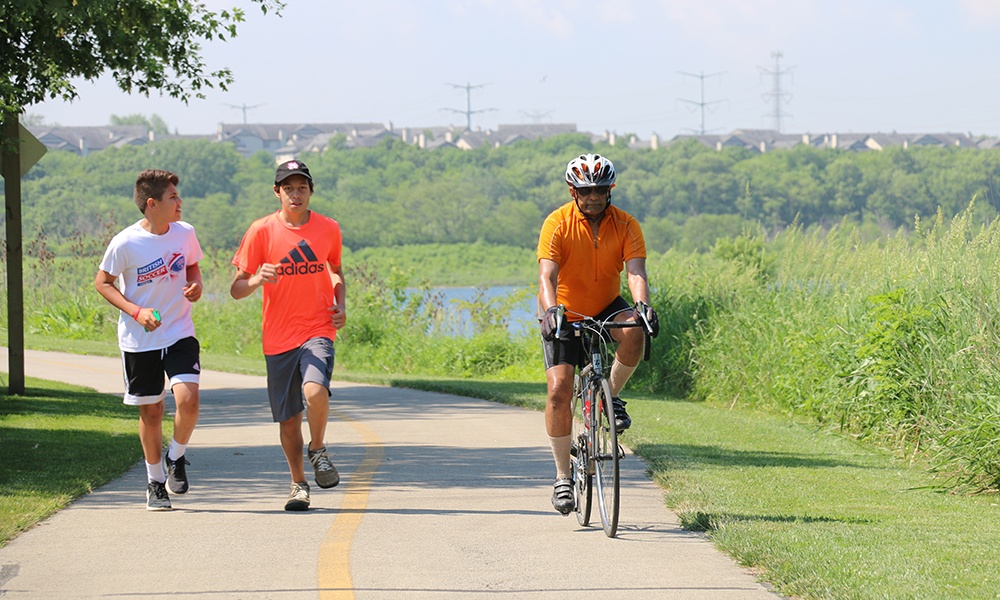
left=26, top=122, right=1000, bottom=161
left=671, top=129, right=1000, bottom=152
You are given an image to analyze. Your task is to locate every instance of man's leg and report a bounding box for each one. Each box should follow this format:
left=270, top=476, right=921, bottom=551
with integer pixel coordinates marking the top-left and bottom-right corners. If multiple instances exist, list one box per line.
left=298, top=338, right=339, bottom=489
left=546, top=363, right=575, bottom=514
left=170, top=382, right=200, bottom=445
left=138, top=401, right=171, bottom=511
left=304, top=382, right=340, bottom=488
left=279, top=412, right=311, bottom=511
left=609, top=324, right=644, bottom=431
left=264, top=345, right=314, bottom=510
left=162, top=338, right=202, bottom=494
left=304, top=382, right=329, bottom=452
left=124, top=350, right=172, bottom=509
left=165, top=382, right=199, bottom=494
left=545, top=364, right=575, bottom=445
left=138, top=402, right=165, bottom=466
left=279, top=412, right=307, bottom=483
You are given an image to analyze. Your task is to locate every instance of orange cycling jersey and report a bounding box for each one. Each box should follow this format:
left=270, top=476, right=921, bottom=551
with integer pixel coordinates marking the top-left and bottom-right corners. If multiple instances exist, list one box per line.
left=232, top=212, right=342, bottom=355
left=537, top=201, right=646, bottom=319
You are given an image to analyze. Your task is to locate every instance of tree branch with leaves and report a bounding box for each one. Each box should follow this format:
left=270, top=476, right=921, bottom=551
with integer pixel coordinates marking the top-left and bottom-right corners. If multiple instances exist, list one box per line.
left=0, top=0, right=284, bottom=118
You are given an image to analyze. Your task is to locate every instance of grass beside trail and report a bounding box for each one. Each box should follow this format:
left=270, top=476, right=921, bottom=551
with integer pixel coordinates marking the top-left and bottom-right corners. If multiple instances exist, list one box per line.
left=6, top=356, right=1000, bottom=598
left=0, top=377, right=143, bottom=545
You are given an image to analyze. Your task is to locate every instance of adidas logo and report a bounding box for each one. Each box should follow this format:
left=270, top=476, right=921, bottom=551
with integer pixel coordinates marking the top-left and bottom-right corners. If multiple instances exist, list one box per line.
left=277, top=240, right=326, bottom=276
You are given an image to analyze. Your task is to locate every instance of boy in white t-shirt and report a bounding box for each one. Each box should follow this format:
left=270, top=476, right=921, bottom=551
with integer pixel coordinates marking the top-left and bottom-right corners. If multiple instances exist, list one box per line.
left=95, top=169, right=204, bottom=511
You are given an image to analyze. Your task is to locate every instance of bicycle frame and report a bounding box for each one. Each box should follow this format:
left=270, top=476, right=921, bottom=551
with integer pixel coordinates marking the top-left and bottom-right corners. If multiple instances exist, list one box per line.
left=559, top=303, right=653, bottom=538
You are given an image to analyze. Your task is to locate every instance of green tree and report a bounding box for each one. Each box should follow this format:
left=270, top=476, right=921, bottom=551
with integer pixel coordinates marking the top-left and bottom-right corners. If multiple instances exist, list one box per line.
left=1, top=0, right=283, bottom=117
left=109, top=113, right=170, bottom=136
left=1, top=1, right=282, bottom=393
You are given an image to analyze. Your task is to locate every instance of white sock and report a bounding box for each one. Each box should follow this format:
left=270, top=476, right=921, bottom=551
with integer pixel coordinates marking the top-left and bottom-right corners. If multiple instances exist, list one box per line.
left=548, top=435, right=572, bottom=480
left=609, top=359, right=638, bottom=397
left=146, top=460, right=165, bottom=483
left=167, top=439, right=187, bottom=462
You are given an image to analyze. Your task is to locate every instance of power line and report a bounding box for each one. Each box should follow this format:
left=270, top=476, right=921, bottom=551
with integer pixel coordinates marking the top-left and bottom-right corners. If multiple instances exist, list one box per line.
left=677, top=71, right=726, bottom=135
left=443, top=82, right=496, bottom=131
left=759, top=51, right=793, bottom=132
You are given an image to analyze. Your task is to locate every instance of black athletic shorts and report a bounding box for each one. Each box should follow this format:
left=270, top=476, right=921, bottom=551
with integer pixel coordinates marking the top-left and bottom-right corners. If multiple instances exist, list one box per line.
left=121, top=336, right=201, bottom=406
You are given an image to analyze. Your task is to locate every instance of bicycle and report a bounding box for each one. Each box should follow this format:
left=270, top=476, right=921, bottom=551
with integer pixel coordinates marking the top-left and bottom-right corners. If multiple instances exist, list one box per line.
left=554, top=302, right=653, bottom=538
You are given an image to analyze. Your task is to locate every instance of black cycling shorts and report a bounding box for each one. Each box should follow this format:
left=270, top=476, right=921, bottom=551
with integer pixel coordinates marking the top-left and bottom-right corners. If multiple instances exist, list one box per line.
left=541, top=296, right=630, bottom=369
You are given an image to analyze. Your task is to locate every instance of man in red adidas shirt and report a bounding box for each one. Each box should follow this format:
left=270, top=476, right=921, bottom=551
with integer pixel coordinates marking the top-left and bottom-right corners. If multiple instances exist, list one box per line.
left=230, top=159, right=347, bottom=511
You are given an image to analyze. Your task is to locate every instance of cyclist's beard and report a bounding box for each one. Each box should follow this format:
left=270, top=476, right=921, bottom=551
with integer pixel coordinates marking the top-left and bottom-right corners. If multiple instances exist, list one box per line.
left=575, top=195, right=612, bottom=221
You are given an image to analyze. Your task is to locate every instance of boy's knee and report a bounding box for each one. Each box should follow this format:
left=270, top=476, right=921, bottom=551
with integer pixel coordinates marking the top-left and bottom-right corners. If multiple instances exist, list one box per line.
left=303, top=382, right=330, bottom=401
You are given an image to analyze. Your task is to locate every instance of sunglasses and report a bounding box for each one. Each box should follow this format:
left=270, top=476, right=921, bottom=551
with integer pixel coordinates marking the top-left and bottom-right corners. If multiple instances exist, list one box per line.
left=575, top=185, right=611, bottom=197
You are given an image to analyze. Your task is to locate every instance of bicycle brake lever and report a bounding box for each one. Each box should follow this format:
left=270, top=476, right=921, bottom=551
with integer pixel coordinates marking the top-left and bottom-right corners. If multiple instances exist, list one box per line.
left=555, top=304, right=565, bottom=338
left=635, top=301, right=653, bottom=335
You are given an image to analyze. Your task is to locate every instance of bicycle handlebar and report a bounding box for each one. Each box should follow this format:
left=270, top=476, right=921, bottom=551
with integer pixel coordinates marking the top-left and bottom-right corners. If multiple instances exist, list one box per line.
left=552, top=303, right=654, bottom=362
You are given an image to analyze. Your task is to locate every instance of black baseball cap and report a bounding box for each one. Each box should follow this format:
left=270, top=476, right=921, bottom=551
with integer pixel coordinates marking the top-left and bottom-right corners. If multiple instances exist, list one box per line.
left=275, top=160, right=312, bottom=185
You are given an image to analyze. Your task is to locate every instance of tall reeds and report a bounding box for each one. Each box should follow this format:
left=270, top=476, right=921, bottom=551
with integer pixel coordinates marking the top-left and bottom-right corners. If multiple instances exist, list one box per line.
left=648, top=206, right=1000, bottom=492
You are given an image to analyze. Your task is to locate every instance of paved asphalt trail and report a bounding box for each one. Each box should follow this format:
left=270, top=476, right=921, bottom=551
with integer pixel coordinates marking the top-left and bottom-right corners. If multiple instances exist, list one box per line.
left=0, top=348, right=778, bottom=599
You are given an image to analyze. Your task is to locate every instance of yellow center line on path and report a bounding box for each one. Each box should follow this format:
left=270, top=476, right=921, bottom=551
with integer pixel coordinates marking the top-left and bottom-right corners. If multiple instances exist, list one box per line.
left=318, top=408, right=385, bottom=600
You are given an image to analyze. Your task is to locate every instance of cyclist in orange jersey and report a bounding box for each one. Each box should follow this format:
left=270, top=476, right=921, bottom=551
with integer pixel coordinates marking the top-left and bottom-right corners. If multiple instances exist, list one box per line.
left=536, top=153, right=659, bottom=515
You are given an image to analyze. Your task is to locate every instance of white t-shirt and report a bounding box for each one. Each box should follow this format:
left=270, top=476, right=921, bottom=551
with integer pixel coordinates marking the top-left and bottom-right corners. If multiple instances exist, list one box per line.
left=99, top=220, right=204, bottom=352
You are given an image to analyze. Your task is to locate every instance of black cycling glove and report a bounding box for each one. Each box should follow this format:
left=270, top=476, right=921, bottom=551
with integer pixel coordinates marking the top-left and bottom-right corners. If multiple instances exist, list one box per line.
left=646, top=306, right=660, bottom=338
left=540, top=306, right=560, bottom=341
left=636, top=302, right=660, bottom=337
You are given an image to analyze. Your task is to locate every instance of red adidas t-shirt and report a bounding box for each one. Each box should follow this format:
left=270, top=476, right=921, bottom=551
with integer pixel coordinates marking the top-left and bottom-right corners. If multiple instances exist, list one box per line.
left=232, top=211, right=342, bottom=355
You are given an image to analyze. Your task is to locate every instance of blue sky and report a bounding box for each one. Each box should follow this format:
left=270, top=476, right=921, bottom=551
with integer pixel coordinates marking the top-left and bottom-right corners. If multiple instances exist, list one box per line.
left=28, top=0, right=1000, bottom=138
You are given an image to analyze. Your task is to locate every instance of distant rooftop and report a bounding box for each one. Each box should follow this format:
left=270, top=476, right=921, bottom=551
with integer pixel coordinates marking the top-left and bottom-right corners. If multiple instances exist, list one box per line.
left=25, top=122, right=1000, bottom=160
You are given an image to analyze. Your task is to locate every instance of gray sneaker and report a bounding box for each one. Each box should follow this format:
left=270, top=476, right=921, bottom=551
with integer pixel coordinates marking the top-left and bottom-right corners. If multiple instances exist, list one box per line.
left=146, top=481, right=172, bottom=511
left=165, top=452, right=189, bottom=495
left=308, top=446, right=340, bottom=489
left=285, top=481, right=310, bottom=511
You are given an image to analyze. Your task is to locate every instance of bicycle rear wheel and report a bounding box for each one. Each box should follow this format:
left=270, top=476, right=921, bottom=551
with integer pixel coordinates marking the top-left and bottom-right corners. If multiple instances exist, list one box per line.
left=594, top=378, right=620, bottom=537
left=571, top=377, right=592, bottom=526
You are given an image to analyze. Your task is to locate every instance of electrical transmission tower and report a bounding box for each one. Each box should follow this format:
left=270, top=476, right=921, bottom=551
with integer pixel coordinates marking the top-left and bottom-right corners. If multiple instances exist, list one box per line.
left=443, top=82, right=496, bottom=131
left=759, top=51, right=793, bottom=132
left=519, top=109, right=554, bottom=124
left=225, top=103, right=264, bottom=125
left=677, top=71, right=726, bottom=135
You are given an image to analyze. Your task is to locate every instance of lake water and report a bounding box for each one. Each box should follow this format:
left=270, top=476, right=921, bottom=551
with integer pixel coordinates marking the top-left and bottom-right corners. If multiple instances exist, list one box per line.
left=407, top=285, right=537, bottom=337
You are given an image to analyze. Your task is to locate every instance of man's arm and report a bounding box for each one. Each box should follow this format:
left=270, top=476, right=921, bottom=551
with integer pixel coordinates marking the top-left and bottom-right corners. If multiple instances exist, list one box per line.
left=538, top=258, right=560, bottom=312
left=624, top=257, right=651, bottom=305
left=183, top=263, right=203, bottom=302
left=230, top=263, right=277, bottom=299
left=328, top=263, right=347, bottom=329
left=94, top=269, right=159, bottom=330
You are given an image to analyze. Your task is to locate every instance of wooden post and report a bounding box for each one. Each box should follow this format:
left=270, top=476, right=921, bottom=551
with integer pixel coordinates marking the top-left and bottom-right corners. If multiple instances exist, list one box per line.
left=2, top=112, right=25, bottom=395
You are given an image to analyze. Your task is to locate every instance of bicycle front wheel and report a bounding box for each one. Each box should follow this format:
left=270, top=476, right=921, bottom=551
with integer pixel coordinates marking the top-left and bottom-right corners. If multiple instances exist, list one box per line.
left=594, top=378, right=620, bottom=537
left=571, top=377, right=592, bottom=526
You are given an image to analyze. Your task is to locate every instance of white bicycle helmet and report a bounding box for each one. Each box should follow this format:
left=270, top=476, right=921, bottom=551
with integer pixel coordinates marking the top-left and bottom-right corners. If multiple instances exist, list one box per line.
left=565, top=154, right=616, bottom=188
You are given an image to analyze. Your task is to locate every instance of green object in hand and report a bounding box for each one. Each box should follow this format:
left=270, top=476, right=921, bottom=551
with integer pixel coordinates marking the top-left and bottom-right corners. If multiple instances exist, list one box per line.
left=145, top=309, right=161, bottom=333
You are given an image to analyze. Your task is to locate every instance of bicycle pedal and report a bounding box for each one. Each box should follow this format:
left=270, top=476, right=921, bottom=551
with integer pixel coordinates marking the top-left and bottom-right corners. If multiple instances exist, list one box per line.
left=617, top=444, right=626, bottom=459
